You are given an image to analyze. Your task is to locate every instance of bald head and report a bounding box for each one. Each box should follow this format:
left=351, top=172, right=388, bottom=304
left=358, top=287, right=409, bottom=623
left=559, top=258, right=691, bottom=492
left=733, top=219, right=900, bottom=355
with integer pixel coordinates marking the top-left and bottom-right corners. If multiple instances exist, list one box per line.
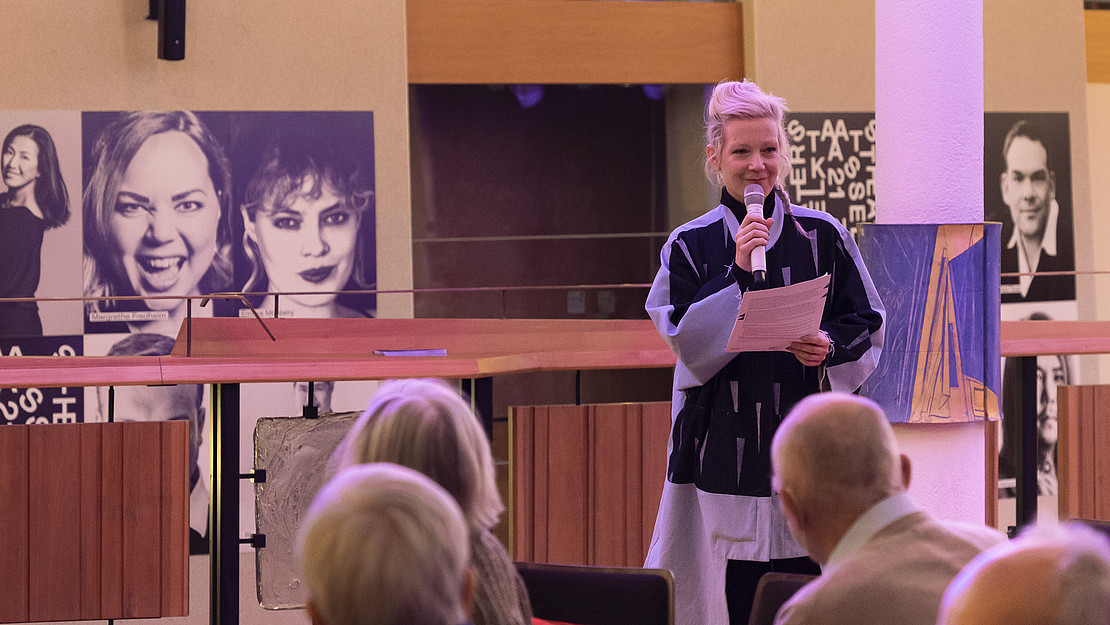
left=772, top=392, right=904, bottom=511
left=939, top=522, right=1110, bottom=625
left=771, top=393, right=907, bottom=562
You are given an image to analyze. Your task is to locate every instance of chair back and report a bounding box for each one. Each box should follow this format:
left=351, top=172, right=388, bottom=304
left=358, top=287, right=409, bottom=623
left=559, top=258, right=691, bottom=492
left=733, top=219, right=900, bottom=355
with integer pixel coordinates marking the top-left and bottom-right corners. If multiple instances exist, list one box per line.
left=1074, top=517, right=1110, bottom=540
left=514, top=561, right=674, bottom=625
left=747, top=572, right=818, bottom=625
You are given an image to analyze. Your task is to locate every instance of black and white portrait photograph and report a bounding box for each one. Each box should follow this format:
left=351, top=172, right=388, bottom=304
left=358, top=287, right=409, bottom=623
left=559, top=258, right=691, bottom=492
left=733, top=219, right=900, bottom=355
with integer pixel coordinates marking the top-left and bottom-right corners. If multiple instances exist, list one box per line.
left=81, top=111, right=235, bottom=337
left=985, top=113, right=1075, bottom=303
left=229, top=111, right=376, bottom=320
left=0, top=111, right=82, bottom=339
left=996, top=299, right=1078, bottom=528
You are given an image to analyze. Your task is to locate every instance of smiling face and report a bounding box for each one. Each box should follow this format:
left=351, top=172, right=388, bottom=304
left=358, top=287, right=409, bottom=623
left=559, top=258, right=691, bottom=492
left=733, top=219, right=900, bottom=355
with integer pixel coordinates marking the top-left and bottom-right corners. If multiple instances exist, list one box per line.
left=1001, top=136, right=1054, bottom=243
left=245, top=178, right=361, bottom=311
left=2, top=134, right=40, bottom=191
left=707, top=117, right=782, bottom=198
left=108, top=131, right=221, bottom=310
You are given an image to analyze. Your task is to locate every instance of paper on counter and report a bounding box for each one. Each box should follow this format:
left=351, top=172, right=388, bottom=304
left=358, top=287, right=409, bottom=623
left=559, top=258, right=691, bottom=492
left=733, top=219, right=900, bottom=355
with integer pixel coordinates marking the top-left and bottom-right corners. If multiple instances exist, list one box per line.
left=726, top=273, right=830, bottom=353
left=373, top=348, right=447, bottom=357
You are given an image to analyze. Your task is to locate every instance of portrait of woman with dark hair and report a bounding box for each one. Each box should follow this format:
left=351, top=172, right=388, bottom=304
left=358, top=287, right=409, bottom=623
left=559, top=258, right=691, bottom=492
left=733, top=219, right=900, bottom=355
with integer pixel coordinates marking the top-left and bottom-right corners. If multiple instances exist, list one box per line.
left=999, top=311, right=1070, bottom=498
left=239, top=127, right=374, bottom=319
left=83, top=110, right=233, bottom=336
left=0, top=124, right=71, bottom=338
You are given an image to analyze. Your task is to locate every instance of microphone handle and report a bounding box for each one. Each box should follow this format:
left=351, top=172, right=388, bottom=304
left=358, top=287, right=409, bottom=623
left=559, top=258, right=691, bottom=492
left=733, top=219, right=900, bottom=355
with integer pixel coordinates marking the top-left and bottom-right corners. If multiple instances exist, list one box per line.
left=751, top=268, right=767, bottom=288
left=746, top=203, right=768, bottom=288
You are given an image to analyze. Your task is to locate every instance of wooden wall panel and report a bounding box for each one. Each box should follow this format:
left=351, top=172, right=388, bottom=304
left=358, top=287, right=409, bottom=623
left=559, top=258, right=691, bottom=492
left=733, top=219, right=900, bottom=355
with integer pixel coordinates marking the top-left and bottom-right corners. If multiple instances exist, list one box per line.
left=641, top=404, right=670, bottom=558
left=512, top=406, right=535, bottom=560
left=984, top=419, right=999, bottom=528
left=407, top=0, right=744, bottom=84
left=0, top=422, right=189, bottom=623
left=1059, top=385, right=1110, bottom=520
left=620, top=405, right=645, bottom=566
left=0, top=426, right=29, bottom=623
left=79, top=425, right=103, bottom=620
left=100, top=423, right=124, bottom=617
left=533, top=406, right=550, bottom=561
left=161, top=423, right=189, bottom=615
left=29, top=425, right=82, bottom=621
left=511, top=401, right=671, bottom=567
left=546, top=408, right=589, bottom=564
left=1088, top=9, right=1110, bottom=84
left=591, top=404, right=630, bottom=566
left=122, top=423, right=164, bottom=616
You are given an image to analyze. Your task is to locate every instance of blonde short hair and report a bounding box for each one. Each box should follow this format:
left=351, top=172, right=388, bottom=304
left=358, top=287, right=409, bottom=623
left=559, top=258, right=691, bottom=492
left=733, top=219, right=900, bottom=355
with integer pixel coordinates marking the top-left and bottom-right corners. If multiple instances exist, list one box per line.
left=337, top=378, right=504, bottom=531
left=299, top=463, right=469, bottom=625
left=703, top=80, right=793, bottom=193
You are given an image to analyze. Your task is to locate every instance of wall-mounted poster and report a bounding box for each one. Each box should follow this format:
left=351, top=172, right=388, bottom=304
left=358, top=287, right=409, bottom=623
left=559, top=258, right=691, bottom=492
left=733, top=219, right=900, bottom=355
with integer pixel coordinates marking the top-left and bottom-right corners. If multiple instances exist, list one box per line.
left=81, top=111, right=377, bottom=335
left=0, top=335, right=83, bottom=425
left=785, top=112, right=875, bottom=239
left=785, top=112, right=1075, bottom=307
left=996, top=300, right=1078, bottom=529
left=985, top=113, right=1074, bottom=304
left=0, top=110, right=377, bottom=555
left=0, top=111, right=83, bottom=339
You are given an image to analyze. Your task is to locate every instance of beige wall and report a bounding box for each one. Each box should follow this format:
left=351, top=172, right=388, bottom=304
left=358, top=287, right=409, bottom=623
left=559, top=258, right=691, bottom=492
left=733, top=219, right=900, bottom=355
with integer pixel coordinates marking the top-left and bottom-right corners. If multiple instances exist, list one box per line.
left=745, top=0, right=875, bottom=110
left=0, top=0, right=414, bottom=318
left=1086, top=82, right=1110, bottom=379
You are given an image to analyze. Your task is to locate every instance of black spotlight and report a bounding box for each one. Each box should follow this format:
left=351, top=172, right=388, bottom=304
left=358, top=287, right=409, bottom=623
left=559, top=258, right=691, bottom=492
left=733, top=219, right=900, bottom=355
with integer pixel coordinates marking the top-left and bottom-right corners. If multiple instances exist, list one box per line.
left=157, top=0, right=186, bottom=61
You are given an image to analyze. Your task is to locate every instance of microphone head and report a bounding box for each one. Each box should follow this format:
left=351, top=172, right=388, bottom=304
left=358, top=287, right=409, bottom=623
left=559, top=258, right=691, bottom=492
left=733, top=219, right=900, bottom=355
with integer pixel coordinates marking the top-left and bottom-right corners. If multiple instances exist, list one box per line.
left=744, top=184, right=765, bottom=206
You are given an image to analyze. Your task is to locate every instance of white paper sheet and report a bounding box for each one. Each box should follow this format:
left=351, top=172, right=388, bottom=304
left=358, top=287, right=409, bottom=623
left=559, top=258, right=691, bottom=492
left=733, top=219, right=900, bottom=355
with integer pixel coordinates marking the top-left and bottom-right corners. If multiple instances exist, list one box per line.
left=726, top=274, right=831, bottom=353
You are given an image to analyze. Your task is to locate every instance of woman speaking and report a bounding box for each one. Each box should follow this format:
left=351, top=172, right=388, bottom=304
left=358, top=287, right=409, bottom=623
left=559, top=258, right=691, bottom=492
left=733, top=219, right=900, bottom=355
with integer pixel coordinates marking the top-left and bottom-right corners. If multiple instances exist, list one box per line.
left=644, top=81, right=885, bottom=625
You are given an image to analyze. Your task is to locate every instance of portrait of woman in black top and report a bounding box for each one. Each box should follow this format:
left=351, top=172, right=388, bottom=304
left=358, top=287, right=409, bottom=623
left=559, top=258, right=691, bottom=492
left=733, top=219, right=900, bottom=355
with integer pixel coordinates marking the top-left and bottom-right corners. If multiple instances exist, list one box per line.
left=0, top=124, right=70, bottom=338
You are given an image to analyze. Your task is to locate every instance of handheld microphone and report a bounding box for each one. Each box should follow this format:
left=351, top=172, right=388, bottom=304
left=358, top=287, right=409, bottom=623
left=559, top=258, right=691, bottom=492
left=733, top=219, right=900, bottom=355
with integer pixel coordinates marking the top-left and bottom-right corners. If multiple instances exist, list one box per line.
left=743, top=184, right=767, bottom=286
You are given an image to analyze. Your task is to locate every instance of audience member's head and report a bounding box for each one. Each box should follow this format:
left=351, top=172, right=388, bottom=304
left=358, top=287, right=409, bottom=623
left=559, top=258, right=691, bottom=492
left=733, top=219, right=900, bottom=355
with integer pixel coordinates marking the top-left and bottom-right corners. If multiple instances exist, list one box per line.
left=938, top=521, right=1110, bottom=625
left=336, top=378, right=503, bottom=532
left=299, top=463, right=474, bottom=625
left=770, top=392, right=910, bottom=564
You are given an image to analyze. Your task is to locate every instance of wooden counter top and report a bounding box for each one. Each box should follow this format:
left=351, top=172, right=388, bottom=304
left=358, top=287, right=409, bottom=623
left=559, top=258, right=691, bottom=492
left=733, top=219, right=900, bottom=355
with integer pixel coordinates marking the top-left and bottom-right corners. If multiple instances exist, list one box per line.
left=3, top=318, right=1108, bottom=390
left=0, top=318, right=677, bottom=389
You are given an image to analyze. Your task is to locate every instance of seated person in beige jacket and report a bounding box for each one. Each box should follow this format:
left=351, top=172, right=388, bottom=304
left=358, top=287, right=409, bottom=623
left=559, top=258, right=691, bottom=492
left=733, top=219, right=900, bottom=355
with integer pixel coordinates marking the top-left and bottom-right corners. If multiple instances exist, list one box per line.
left=769, top=392, right=1005, bottom=625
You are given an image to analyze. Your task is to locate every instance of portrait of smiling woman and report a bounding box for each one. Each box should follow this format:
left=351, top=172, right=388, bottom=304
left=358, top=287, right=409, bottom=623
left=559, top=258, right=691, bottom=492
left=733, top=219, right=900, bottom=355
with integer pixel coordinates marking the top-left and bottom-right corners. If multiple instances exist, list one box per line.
left=238, top=125, right=374, bottom=319
left=83, top=111, right=233, bottom=336
left=0, top=124, right=71, bottom=338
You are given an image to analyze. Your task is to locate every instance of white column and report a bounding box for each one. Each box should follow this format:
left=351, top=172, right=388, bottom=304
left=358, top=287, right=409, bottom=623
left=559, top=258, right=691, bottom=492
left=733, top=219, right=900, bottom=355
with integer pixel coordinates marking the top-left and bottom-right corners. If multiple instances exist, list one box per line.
left=876, top=0, right=983, bottom=223
left=875, top=0, right=989, bottom=525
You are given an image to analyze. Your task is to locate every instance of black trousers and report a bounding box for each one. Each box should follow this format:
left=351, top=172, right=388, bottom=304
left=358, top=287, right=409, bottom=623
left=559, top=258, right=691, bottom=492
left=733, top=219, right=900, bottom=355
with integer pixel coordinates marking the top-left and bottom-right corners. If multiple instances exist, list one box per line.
left=725, top=556, right=821, bottom=624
